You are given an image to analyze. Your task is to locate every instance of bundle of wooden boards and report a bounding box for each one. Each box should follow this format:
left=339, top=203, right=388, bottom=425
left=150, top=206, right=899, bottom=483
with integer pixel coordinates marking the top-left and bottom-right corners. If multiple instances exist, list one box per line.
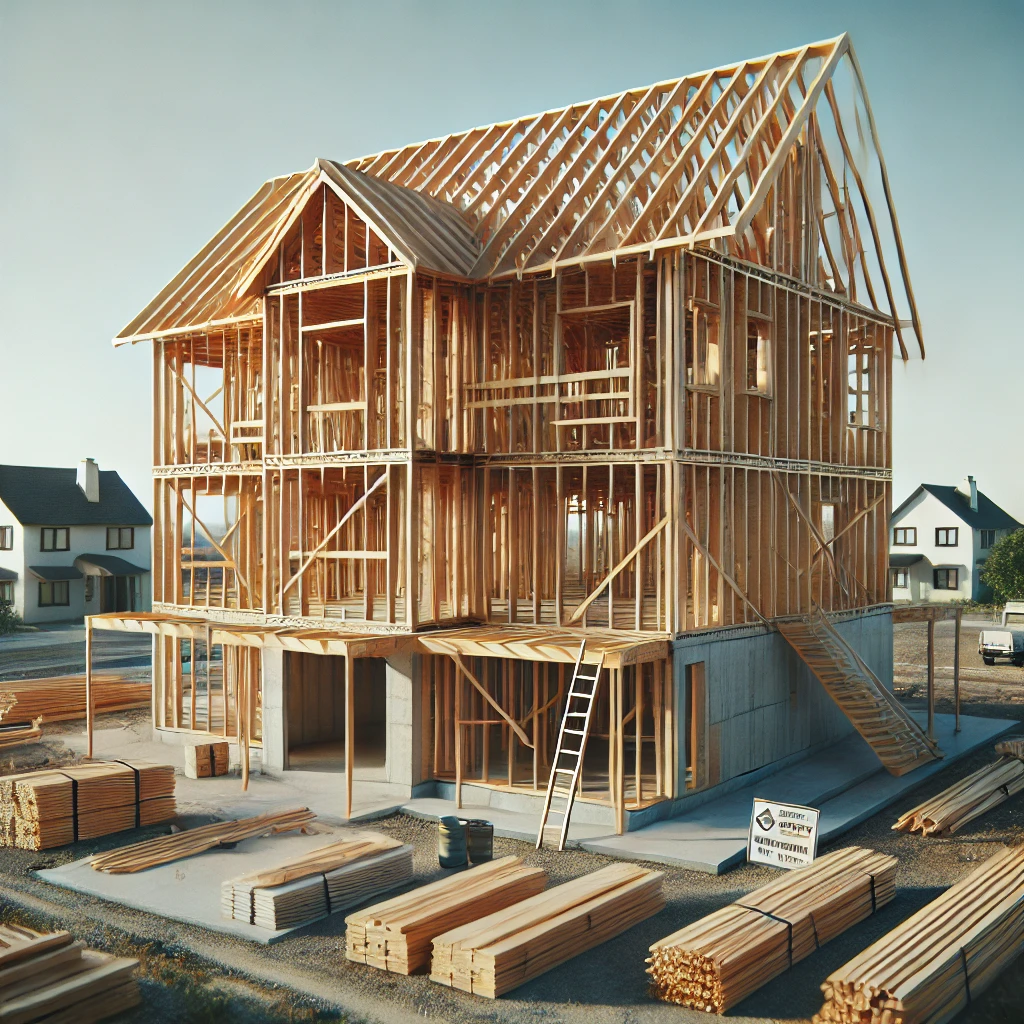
left=90, top=806, right=317, bottom=872
left=346, top=855, right=547, bottom=974
left=814, top=843, right=1024, bottom=1023
left=893, top=753, right=1024, bottom=836
left=184, top=741, right=229, bottom=779
left=0, top=718, right=42, bottom=751
left=0, top=923, right=139, bottom=1024
left=648, top=846, right=898, bottom=1013
left=0, top=760, right=175, bottom=850
left=0, top=675, right=150, bottom=724
left=432, top=863, right=664, bottom=998
left=223, top=832, right=414, bottom=931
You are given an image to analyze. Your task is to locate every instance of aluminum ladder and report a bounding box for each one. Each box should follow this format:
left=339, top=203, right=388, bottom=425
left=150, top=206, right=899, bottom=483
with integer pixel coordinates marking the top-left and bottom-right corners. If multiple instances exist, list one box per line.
left=536, top=641, right=604, bottom=851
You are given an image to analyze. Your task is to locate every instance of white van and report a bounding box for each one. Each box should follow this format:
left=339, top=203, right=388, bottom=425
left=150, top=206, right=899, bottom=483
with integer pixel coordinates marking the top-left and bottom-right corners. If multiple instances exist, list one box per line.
left=978, top=629, right=1024, bottom=666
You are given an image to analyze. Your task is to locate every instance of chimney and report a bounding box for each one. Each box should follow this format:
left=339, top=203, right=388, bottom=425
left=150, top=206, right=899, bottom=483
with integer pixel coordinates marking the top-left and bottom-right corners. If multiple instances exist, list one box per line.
left=77, top=458, right=99, bottom=503
left=956, top=474, right=978, bottom=513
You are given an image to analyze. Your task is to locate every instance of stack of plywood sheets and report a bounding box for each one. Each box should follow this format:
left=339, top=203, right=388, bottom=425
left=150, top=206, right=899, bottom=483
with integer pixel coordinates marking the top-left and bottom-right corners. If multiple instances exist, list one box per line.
left=222, top=833, right=414, bottom=931
left=0, top=923, right=139, bottom=1023
left=431, top=863, right=664, bottom=998
left=0, top=675, right=150, bottom=724
left=648, top=847, right=898, bottom=1013
left=0, top=761, right=175, bottom=850
left=346, top=856, right=547, bottom=974
left=814, top=844, right=1024, bottom=1024
left=894, top=753, right=1024, bottom=836
left=90, top=807, right=318, bottom=872
left=184, top=742, right=229, bottom=779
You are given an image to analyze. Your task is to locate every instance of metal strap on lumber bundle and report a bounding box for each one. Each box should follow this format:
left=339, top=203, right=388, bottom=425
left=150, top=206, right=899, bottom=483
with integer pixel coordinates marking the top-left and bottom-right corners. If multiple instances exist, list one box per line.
left=0, top=924, right=140, bottom=1024
left=536, top=640, right=604, bottom=851
left=431, top=863, right=664, bottom=998
left=221, top=832, right=414, bottom=930
left=648, top=846, right=898, bottom=1012
left=0, top=761, right=176, bottom=851
left=0, top=675, right=150, bottom=725
left=777, top=607, right=940, bottom=775
left=90, top=807, right=317, bottom=873
left=893, top=755, right=1024, bottom=836
left=345, top=855, right=548, bottom=975
left=814, top=844, right=1024, bottom=1024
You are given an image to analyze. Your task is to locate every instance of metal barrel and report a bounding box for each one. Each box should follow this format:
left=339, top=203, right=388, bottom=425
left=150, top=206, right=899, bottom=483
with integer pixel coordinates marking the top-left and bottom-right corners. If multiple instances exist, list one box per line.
left=464, top=819, right=494, bottom=863
left=437, top=815, right=468, bottom=868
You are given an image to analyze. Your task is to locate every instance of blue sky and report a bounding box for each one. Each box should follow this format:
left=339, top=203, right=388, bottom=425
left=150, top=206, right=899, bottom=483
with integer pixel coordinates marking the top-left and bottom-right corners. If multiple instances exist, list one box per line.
left=1, top=0, right=1021, bottom=514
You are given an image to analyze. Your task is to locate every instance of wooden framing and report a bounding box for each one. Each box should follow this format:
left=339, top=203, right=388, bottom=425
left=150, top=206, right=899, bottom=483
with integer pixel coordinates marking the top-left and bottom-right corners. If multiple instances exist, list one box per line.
left=102, top=35, right=918, bottom=826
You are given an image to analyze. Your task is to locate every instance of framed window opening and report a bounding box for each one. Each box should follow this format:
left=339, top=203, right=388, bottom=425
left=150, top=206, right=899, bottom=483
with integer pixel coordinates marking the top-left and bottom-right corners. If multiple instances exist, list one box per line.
left=38, top=580, right=69, bottom=606
left=847, top=328, right=880, bottom=429
left=0, top=580, right=12, bottom=604
left=684, top=662, right=706, bottom=791
left=893, top=526, right=916, bottom=546
left=892, top=568, right=909, bottom=589
left=936, top=527, right=958, bottom=547
left=933, top=567, right=959, bottom=590
left=40, top=527, right=69, bottom=552
left=980, top=529, right=996, bottom=550
left=743, top=280, right=772, bottom=396
left=684, top=259, right=721, bottom=391
left=107, top=527, right=135, bottom=550
left=819, top=503, right=836, bottom=543
left=0, top=526, right=12, bottom=550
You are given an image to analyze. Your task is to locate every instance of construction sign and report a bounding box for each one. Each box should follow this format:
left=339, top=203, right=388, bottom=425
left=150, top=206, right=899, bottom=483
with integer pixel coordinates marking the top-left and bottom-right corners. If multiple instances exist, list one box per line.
left=747, top=798, right=820, bottom=869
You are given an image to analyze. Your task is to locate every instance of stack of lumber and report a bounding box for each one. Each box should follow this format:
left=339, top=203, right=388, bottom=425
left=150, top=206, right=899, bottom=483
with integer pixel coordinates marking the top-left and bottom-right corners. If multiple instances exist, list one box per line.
left=647, top=847, right=898, bottom=1013
left=222, top=832, right=414, bottom=930
left=184, top=741, right=229, bottom=779
left=0, top=923, right=139, bottom=1023
left=346, top=855, right=547, bottom=974
left=0, top=718, right=42, bottom=750
left=892, top=755, right=1024, bottom=836
left=814, top=844, right=1024, bottom=1024
left=431, top=863, right=664, bottom=997
left=995, top=737, right=1024, bottom=759
left=90, top=806, right=317, bottom=873
left=0, top=675, right=150, bottom=725
left=0, top=761, right=175, bottom=850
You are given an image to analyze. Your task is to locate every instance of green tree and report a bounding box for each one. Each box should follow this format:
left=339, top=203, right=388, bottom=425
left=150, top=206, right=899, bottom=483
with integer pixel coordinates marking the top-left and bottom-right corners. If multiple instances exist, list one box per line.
left=0, top=601, right=20, bottom=636
left=980, top=529, right=1024, bottom=603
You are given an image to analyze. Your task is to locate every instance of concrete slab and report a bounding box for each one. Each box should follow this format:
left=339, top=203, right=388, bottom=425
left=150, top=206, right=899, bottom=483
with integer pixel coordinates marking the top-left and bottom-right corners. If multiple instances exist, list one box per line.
left=579, top=713, right=1016, bottom=873
left=37, top=828, right=366, bottom=944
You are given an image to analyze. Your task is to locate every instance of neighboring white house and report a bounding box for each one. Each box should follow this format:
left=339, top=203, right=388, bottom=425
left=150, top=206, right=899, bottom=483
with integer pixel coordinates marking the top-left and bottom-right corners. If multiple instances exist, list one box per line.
left=889, top=476, right=1021, bottom=604
left=0, top=460, right=153, bottom=624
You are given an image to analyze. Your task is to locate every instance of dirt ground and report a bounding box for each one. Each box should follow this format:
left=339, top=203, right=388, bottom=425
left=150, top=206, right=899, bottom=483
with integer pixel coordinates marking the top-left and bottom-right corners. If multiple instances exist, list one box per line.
left=2, top=626, right=1024, bottom=1023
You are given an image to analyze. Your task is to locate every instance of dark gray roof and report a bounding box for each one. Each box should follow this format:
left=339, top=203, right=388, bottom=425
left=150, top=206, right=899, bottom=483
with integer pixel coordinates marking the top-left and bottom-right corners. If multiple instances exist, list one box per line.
left=889, top=553, right=924, bottom=567
left=892, top=484, right=1022, bottom=532
left=28, top=565, right=84, bottom=581
left=0, top=465, right=152, bottom=527
left=75, top=553, right=149, bottom=576
left=0, top=567, right=17, bottom=581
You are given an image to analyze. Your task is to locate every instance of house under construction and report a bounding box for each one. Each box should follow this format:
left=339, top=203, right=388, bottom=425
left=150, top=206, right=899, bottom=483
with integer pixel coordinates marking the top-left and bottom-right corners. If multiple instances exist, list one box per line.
left=94, top=34, right=940, bottom=834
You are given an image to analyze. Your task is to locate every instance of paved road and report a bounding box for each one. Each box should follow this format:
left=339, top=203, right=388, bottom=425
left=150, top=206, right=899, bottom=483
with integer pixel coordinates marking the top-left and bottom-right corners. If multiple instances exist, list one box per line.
left=0, top=624, right=151, bottom=680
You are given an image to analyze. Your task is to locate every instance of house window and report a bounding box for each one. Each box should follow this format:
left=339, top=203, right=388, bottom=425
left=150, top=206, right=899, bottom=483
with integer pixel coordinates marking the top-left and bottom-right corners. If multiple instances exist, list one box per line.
left=0, top=581, right=12, bottom=604
left=892, top=568, right=909, bottom=589
left=744, top=317, right=771, bottom=395
left=685, top=301, right=720, bottom=389
left=893, top=527, right=916, bottom=546
left=980, top=529, right=996, bottom=549
left=933, top=568, right=959, bottom=590
left=0, top=526, right=12, bottom=550
left=847, top=330, right=879, bottom=428
left=38, top=580, right=69, bottom=606
left=107, top=527, right=135, bottom=550
left=40, top=528, right=69, bottom=551
left=936, top=528, right=959, bottom=547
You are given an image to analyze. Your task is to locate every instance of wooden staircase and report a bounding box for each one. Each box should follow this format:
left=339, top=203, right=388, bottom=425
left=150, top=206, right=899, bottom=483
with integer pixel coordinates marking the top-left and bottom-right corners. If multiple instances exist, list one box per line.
left=777, top=608, right=942, bottom=776
left=536, top=641, right=604, bottom=851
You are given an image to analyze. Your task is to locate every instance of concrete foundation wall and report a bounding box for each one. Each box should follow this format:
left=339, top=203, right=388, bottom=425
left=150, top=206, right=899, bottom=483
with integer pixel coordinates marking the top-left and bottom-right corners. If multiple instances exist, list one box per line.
left=672, top=607, right=893, bottom=794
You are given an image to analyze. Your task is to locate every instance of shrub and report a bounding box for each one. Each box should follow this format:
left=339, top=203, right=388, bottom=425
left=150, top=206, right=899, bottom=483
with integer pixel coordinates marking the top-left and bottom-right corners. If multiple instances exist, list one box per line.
left=980, top=529, right=1024, bottom=603
left=0, top=601, right=20, bottom=636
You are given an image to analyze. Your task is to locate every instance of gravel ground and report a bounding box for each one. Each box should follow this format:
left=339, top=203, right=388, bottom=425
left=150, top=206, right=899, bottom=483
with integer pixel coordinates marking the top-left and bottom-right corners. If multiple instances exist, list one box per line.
left=2, top=633, right=1024, bottom=1022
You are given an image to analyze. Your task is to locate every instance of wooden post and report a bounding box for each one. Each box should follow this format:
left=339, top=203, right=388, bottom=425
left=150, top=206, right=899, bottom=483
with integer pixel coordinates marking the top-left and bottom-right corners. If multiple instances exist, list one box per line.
left=454, top=656, right=463, bottom=809
left=953, top=607, right=962, bottom=733
left=345, top=648, right=354, bottom=819
left=926, top=617, right=935, bottom=742
left=85, top=617, right=94, bottom=758
left=240, top=649, right=250, bottom=792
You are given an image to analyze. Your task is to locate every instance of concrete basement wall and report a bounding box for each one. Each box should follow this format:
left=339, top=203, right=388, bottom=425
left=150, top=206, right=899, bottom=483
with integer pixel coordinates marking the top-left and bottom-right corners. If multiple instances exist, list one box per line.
left=672, top=607, right=894, bottom=795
